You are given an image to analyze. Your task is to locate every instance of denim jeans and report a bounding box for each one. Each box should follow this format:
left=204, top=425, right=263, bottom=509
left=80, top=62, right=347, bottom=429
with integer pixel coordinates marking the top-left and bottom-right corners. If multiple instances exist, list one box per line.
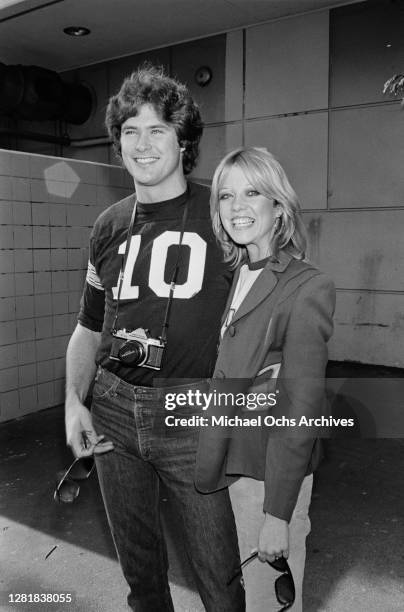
left=91, top=367, right=245, bottom=612
left=229, top=474, right=313, bottom=611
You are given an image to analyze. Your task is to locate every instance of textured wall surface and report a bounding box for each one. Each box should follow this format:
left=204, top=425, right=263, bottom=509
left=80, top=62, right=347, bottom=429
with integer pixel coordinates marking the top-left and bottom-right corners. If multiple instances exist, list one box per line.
left=0, top=150, right=131, bottom=421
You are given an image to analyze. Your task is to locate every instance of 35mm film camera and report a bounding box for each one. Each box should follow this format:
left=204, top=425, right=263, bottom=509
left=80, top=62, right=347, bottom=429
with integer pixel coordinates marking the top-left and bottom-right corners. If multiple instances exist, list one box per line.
left=109, top=328, right=166, bottom=370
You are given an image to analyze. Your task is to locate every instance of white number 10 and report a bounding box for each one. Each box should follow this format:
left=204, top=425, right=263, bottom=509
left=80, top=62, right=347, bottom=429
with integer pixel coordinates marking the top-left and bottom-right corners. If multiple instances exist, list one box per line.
left=112, top=231, right=207, bottom=300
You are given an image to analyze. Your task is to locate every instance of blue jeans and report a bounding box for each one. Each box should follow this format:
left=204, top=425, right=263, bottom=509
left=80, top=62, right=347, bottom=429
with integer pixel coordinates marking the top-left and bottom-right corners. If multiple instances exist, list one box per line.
left=91, top=367, right=245, bottom=612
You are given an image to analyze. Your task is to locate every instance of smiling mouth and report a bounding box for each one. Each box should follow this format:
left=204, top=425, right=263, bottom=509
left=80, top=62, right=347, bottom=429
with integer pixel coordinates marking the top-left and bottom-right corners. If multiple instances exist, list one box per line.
left=231, top=217, right=255, bottom=229
left=134, top=157, right=159, bottom=164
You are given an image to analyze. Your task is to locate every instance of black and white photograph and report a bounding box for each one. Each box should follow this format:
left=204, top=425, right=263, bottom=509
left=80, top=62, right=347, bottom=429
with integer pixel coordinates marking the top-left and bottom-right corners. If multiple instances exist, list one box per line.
left=0, top=0, right=403, bottom=610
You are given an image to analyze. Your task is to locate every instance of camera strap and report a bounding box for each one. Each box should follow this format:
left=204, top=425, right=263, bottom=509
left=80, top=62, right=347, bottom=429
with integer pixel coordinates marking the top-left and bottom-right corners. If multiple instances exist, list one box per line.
left=111, top=193, right=189, bottom=340
left=111, top=196, right=138, bottom=333
left=160, top=201, right=188, bottom=344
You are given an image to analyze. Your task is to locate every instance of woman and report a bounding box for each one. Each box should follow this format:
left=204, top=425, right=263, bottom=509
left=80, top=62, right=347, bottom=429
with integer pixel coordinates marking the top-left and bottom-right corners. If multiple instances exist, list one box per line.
left=196, top=147, right=335, bottom=611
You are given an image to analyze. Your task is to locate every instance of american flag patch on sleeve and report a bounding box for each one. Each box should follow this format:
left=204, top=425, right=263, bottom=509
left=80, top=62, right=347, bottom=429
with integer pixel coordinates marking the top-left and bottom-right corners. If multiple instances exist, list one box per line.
left=86, top=261, right=104, bottom=291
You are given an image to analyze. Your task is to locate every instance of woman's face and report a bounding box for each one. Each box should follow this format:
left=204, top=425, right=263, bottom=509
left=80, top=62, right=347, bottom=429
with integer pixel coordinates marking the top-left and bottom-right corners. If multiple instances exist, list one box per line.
left=218, top=165, right=280, bottom=262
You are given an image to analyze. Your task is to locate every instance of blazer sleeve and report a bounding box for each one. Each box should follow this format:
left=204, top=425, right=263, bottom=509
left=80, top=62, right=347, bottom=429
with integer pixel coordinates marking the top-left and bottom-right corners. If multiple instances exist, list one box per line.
left=263, top=272, right=336, bottom=522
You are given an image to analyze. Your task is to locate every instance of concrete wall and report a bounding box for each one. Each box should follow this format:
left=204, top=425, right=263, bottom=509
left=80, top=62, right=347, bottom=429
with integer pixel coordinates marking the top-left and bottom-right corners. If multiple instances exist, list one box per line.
left=0, top=149, right=131, bottom=421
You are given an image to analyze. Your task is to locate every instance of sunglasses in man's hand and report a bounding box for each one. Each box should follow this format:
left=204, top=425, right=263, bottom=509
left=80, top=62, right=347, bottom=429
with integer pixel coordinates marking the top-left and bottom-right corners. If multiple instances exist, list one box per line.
left=53, top=456, right=95, bottom=503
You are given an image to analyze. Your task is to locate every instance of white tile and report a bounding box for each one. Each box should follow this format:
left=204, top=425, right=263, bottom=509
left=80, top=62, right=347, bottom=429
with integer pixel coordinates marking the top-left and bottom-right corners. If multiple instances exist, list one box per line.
left=51, top=271, right=68, bottom=292
left=0, top=390, right=19, bottom=422
left=52, top=335, right=69, bottom=358
left=33, top=226, right=50, bottom=248
left=37, top=359, right=55, bottom=384
left=13, top=202, right=32, bottom=225
left=0, top=177, right=12, bottom=200
left=11, top=178, right=30, bottom=202
left=18, top=385, right=38, bottom=415
left=33, top=250, right=51, bottom=271
left=34, top=272, right=52, bottom=294
left=50, top=227, right=67, bottom=248
left=0, top=226, right=14, bottom=248
left=0, top=202, right=13, bottom=225
left=15, top=295, right=34, bottom=320
left=14, top=250, right=33, bottom=273
left=0, top=297, right=15, bottom=322
left=0, top=274, right=15, bottom=298
left=15, top=272, right=34, bottom=295
left=34, top=294, right=53, bottom=317
left=0, top=321, right=17, bottom=345
left=18, top=364, right=37, bottom=387
left=50, top=249, right=67, bottom=270
left=37, top=381, right=55, bottom=408
left=16, top=318, right=36, bottom=342
left=32, top=203, right=50, bottom=226
left=0, top=367, right=18, bottom=392
left=52, top=293, right=69, bottom=315
left=17, top=341, right=36, bottom=365
left=35, top=316, right=53, bottom=340
left=10, top=152, right=30, bottom=178
left=0, top=344, right=17, bottom=369
left=0, top=151, right=11, bottom=176
left=0, top=251, right=14, bottom=274
left=14, top=226, right=33, bottom=249
left=35, top=338, right=54, bottom=361
left=30, top=179, right=49, bottom=203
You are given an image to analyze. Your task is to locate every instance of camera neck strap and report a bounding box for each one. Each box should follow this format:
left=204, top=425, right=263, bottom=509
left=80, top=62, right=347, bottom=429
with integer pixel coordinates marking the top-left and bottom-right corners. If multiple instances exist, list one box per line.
left=111, top=196, right=138, bottom=333
left=160, top=200, right=188, bottom=344
left=111, top=194, right=189, bottom=340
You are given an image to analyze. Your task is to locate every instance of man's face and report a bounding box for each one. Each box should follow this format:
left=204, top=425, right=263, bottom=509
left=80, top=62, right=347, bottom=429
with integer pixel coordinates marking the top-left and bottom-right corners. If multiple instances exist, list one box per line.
left=120, top=104, right=183, bottom=191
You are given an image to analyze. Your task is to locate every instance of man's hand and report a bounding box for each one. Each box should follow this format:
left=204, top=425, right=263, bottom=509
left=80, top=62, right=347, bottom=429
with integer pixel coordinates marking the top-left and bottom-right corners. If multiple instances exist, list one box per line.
left=257, top=513, right=289, bottom=563
left=65, top=398, right=114, bottom=458
left=65, top=325, right=113, bottom=458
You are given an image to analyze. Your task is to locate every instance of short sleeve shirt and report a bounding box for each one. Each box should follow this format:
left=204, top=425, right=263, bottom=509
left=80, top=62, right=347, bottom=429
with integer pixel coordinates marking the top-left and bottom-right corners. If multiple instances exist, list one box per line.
left=78, top=181, right=232, bottom=386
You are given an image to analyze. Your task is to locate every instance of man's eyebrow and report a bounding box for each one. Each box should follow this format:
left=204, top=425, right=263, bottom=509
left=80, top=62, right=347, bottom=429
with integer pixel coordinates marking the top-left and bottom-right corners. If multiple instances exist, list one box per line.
left=122, top=122, right=168, bottom=129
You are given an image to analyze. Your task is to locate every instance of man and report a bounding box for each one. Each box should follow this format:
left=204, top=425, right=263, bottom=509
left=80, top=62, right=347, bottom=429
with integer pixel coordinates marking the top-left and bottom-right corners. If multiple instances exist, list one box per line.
left=64, top=65, right=244, bottom=612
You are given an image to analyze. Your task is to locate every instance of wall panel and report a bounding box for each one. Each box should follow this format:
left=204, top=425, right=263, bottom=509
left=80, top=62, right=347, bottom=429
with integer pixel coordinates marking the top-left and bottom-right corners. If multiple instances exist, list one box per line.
left=329, top=105, right=404, bottom=208
left=329, top=291, right=404, bottom=368
left=191, top=123, right=243, bottom=182
left=245, top=11, right=329, bottom=118
left=171, top=35, right=226, bottom=125
left=245, top=113, right=328, bottom=210
left=303, top=210, right=404, bottom=292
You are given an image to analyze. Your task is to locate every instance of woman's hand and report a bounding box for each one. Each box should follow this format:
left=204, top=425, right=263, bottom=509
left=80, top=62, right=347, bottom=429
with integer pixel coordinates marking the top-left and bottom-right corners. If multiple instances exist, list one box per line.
left=257, top=513, right=289, bottom=563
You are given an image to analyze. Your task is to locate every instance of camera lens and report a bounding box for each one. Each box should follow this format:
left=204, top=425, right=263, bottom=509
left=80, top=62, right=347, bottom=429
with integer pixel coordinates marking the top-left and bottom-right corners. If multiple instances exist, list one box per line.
left=118, top=340, right=145, bottom=366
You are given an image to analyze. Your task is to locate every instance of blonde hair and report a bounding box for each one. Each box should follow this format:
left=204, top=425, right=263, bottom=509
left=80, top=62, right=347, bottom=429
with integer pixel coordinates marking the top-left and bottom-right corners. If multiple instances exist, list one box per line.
left=210, top=147, right=307, bottom=268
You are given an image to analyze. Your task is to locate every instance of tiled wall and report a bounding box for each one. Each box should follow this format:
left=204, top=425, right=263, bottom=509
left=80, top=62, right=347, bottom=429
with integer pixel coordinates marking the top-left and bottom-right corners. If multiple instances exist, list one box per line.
left=0, top=149, right=132, bottom=422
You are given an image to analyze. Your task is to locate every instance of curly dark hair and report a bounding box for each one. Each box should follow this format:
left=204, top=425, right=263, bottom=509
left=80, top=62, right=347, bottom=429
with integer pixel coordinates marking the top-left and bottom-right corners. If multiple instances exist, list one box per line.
left=105, top=64, right=203, bottom=175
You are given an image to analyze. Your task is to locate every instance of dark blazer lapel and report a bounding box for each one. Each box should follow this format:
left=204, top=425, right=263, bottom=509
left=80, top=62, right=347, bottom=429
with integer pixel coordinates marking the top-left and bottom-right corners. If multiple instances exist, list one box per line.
left=231, top=251, right=293, bottom=324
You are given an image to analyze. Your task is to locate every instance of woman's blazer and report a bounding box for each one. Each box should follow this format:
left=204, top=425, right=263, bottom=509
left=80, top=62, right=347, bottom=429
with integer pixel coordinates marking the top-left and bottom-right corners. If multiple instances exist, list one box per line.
left=195, top=250, right=335, bottom=522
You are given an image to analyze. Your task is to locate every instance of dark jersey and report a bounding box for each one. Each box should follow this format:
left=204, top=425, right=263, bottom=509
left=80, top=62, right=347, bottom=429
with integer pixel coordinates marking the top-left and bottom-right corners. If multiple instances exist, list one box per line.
left=78, top=182, right=232, bottom=386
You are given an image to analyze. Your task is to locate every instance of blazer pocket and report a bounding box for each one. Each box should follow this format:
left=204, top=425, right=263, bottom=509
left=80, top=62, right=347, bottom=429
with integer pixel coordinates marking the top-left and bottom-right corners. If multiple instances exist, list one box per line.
left=247, top=362, right=281, bottom=405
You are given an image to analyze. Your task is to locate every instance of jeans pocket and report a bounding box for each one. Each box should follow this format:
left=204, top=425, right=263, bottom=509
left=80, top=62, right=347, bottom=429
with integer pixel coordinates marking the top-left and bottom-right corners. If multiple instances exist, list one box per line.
left=92, top=378, right=118, bottom=400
